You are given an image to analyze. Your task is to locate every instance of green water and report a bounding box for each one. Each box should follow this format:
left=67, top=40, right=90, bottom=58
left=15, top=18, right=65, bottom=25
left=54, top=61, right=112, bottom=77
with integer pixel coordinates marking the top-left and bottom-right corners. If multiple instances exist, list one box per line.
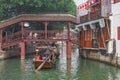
left=0, top=46, right=120, bottom=80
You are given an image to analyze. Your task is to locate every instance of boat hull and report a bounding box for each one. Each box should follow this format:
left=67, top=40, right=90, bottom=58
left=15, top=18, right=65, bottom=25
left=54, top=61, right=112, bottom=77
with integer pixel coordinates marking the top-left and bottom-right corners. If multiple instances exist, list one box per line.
left=35, top=60, right=54, bottom=69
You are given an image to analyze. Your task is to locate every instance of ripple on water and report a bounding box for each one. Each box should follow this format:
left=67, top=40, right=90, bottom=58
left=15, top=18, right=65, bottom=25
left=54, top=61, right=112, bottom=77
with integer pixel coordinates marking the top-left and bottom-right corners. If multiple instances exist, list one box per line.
left=1, top=47, right=120, bottom=80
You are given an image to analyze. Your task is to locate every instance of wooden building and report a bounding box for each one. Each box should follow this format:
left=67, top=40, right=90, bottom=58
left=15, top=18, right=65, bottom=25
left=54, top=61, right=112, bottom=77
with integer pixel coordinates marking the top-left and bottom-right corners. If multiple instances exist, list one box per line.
left=76, top=0, right=120, bottom=66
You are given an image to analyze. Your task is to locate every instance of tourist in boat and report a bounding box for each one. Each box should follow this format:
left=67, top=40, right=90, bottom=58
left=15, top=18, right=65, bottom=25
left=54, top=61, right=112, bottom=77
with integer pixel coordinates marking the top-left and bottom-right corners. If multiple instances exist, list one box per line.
left=36, top=54, right=41, bottom=60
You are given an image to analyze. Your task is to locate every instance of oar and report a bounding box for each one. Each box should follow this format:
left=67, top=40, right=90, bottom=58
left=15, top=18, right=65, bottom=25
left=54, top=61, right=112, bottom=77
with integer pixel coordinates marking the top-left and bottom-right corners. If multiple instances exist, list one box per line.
left=35, top=55, right=51, bottom=73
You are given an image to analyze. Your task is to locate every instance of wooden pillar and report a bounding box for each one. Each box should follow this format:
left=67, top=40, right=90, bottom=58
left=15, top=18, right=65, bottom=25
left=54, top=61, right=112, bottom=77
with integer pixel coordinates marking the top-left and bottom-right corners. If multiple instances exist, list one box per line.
left=20, top=42, right=25, bottom=59
left=20, top=22, right=25, bottom=59
left=67, top=41, right=72, bottom=58
left=44, top=22, right=48, bottom=39
left=67, top=22, right=70, bottom=40
left=21, top=22, right=24, bottom=40
left=67, top=22, right=72, bottom=59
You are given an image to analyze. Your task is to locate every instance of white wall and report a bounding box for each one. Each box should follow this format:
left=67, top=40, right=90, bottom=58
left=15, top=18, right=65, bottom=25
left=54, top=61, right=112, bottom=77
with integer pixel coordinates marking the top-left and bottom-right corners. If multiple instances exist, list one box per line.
left=110, top=2, right=120, bottom=57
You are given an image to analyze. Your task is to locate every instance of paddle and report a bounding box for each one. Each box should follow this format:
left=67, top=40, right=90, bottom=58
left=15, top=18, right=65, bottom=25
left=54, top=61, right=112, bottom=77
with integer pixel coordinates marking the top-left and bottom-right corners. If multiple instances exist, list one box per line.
left=35, top=55, right=51, bottom=73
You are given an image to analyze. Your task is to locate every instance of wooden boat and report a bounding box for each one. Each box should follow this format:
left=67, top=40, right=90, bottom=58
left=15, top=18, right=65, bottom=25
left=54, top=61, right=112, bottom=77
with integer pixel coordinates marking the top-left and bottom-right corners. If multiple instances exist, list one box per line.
left=35, top=59, right=54, bottom=69
left=34, top=46, right=56, bottom=70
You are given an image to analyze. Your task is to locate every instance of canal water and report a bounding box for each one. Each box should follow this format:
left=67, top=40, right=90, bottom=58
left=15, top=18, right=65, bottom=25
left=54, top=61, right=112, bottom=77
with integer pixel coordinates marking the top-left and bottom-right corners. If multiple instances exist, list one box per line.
left=0, top=44, right=120, bottom=80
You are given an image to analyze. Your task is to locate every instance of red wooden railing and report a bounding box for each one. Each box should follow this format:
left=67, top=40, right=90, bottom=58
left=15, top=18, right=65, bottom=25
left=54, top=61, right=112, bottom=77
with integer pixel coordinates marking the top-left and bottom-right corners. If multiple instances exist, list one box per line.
left=2, top=30, right=79, bottom=49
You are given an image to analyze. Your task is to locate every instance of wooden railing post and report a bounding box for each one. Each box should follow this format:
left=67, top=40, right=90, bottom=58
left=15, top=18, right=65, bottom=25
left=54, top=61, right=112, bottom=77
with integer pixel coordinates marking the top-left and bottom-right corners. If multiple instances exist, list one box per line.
left=44, top=22, right=48, bottom=39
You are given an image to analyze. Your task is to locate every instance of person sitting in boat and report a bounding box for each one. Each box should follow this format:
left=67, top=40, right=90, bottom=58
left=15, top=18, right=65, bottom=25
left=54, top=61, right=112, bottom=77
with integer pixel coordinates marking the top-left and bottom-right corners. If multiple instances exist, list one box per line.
left=35, top=54, right=41, bottom=60
left=35, top=48, right=41, bottom=60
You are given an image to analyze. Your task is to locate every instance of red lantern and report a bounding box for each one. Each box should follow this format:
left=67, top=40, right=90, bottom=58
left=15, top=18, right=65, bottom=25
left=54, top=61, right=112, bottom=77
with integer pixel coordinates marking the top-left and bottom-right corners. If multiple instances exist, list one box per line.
left=85, top=3, right=87, bottom=7
left=94, top=0, right=96, bottom=3
left=90, top=1, right=93, bottom=5
left=83, top=5, right=85, bottom=8
left=79, top=6, right=82, bottom=9
left=86, top=2, right=89, bottom=6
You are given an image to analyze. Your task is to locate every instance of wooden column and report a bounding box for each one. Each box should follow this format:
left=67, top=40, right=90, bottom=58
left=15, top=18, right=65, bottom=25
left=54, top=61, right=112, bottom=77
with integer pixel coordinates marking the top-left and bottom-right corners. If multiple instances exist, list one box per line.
left=44, top=22, right=48, bottom=39
left=67, top=41, right=72, bottom=59
left=20, top=42, right=25, bottom=59
left=20, top=22, right=25, bottom=59
left=21, top=22, right=24, bottom=40
left=67, top=22, right=72, bottom=59
left=67, top=22, right=70, bottom=40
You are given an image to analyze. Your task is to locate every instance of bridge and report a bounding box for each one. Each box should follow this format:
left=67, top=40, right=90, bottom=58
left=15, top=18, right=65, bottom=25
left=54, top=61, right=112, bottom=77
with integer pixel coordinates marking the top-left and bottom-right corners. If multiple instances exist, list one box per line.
left=0, top=13, right=79, bottom=59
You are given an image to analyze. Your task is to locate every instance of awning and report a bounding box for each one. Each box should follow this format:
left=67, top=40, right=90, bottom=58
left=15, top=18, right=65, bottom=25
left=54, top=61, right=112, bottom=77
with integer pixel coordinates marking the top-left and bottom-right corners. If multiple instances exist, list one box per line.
left=75, top=18, right=105, bottom=31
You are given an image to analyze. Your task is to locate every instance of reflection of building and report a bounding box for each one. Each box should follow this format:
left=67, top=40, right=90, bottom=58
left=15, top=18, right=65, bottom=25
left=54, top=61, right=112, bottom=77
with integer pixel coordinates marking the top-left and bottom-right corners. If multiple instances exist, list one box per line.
left=0, top=61, right=4, bottom=80
left=76, top=0, right=120, bottom=66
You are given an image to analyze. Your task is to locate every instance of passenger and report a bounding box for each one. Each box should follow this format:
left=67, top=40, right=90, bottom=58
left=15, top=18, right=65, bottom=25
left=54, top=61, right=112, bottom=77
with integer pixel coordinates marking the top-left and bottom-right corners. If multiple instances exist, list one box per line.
left=36, top=54, right=41, bottom=60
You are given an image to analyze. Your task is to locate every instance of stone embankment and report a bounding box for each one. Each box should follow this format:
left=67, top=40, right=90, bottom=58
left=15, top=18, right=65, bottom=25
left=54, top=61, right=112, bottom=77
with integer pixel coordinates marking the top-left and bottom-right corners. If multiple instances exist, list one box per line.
left=80, top=49, right=120, bottom=68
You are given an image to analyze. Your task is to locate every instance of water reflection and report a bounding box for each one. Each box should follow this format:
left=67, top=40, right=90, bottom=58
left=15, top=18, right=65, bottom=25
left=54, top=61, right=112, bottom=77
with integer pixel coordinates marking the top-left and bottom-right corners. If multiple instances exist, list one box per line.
left=0, top=61, right=4, bottom=80
left=20, top=60, right=25, bottom=72
left=0, top=45, right=120, bottom=80
left=58, top=44, right=80, bottom=80
left=58, top=44, right=67, bottom=80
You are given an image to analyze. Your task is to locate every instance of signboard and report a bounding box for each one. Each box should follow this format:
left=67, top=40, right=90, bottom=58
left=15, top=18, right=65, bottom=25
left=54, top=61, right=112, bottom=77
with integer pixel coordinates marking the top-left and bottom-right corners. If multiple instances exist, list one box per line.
left=77, top=2, right=89, bottom=16
left=79, top=0, right=101, bottom=23
left=77, top=0, right=100, bottom=16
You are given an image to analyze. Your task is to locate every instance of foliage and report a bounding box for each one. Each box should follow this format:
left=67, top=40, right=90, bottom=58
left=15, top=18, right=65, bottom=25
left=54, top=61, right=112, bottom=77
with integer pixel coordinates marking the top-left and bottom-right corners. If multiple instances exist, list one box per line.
left=0, top=0, right=76, bottom=20
left=0, top=0, right=76, bottom=32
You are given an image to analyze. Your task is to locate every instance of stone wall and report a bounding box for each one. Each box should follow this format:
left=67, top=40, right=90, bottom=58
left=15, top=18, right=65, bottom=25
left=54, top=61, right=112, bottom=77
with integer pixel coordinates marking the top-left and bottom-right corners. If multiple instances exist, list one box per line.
left=80, top=48, right=119, bottom=67
left=0, top=47, right=20, bottom=59
left=0, top=43, right=35, bottom=60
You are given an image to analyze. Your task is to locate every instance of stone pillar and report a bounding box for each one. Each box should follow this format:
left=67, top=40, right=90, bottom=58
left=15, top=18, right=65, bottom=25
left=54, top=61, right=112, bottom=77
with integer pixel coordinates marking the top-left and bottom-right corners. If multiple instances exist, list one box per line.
left=20, top=42, right=25, bottom=59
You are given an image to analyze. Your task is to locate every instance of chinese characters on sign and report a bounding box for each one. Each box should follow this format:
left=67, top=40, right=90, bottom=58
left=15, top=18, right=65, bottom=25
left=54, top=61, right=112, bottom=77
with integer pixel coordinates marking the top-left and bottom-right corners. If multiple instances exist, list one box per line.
left=77, top=0, right=99, bottom=16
